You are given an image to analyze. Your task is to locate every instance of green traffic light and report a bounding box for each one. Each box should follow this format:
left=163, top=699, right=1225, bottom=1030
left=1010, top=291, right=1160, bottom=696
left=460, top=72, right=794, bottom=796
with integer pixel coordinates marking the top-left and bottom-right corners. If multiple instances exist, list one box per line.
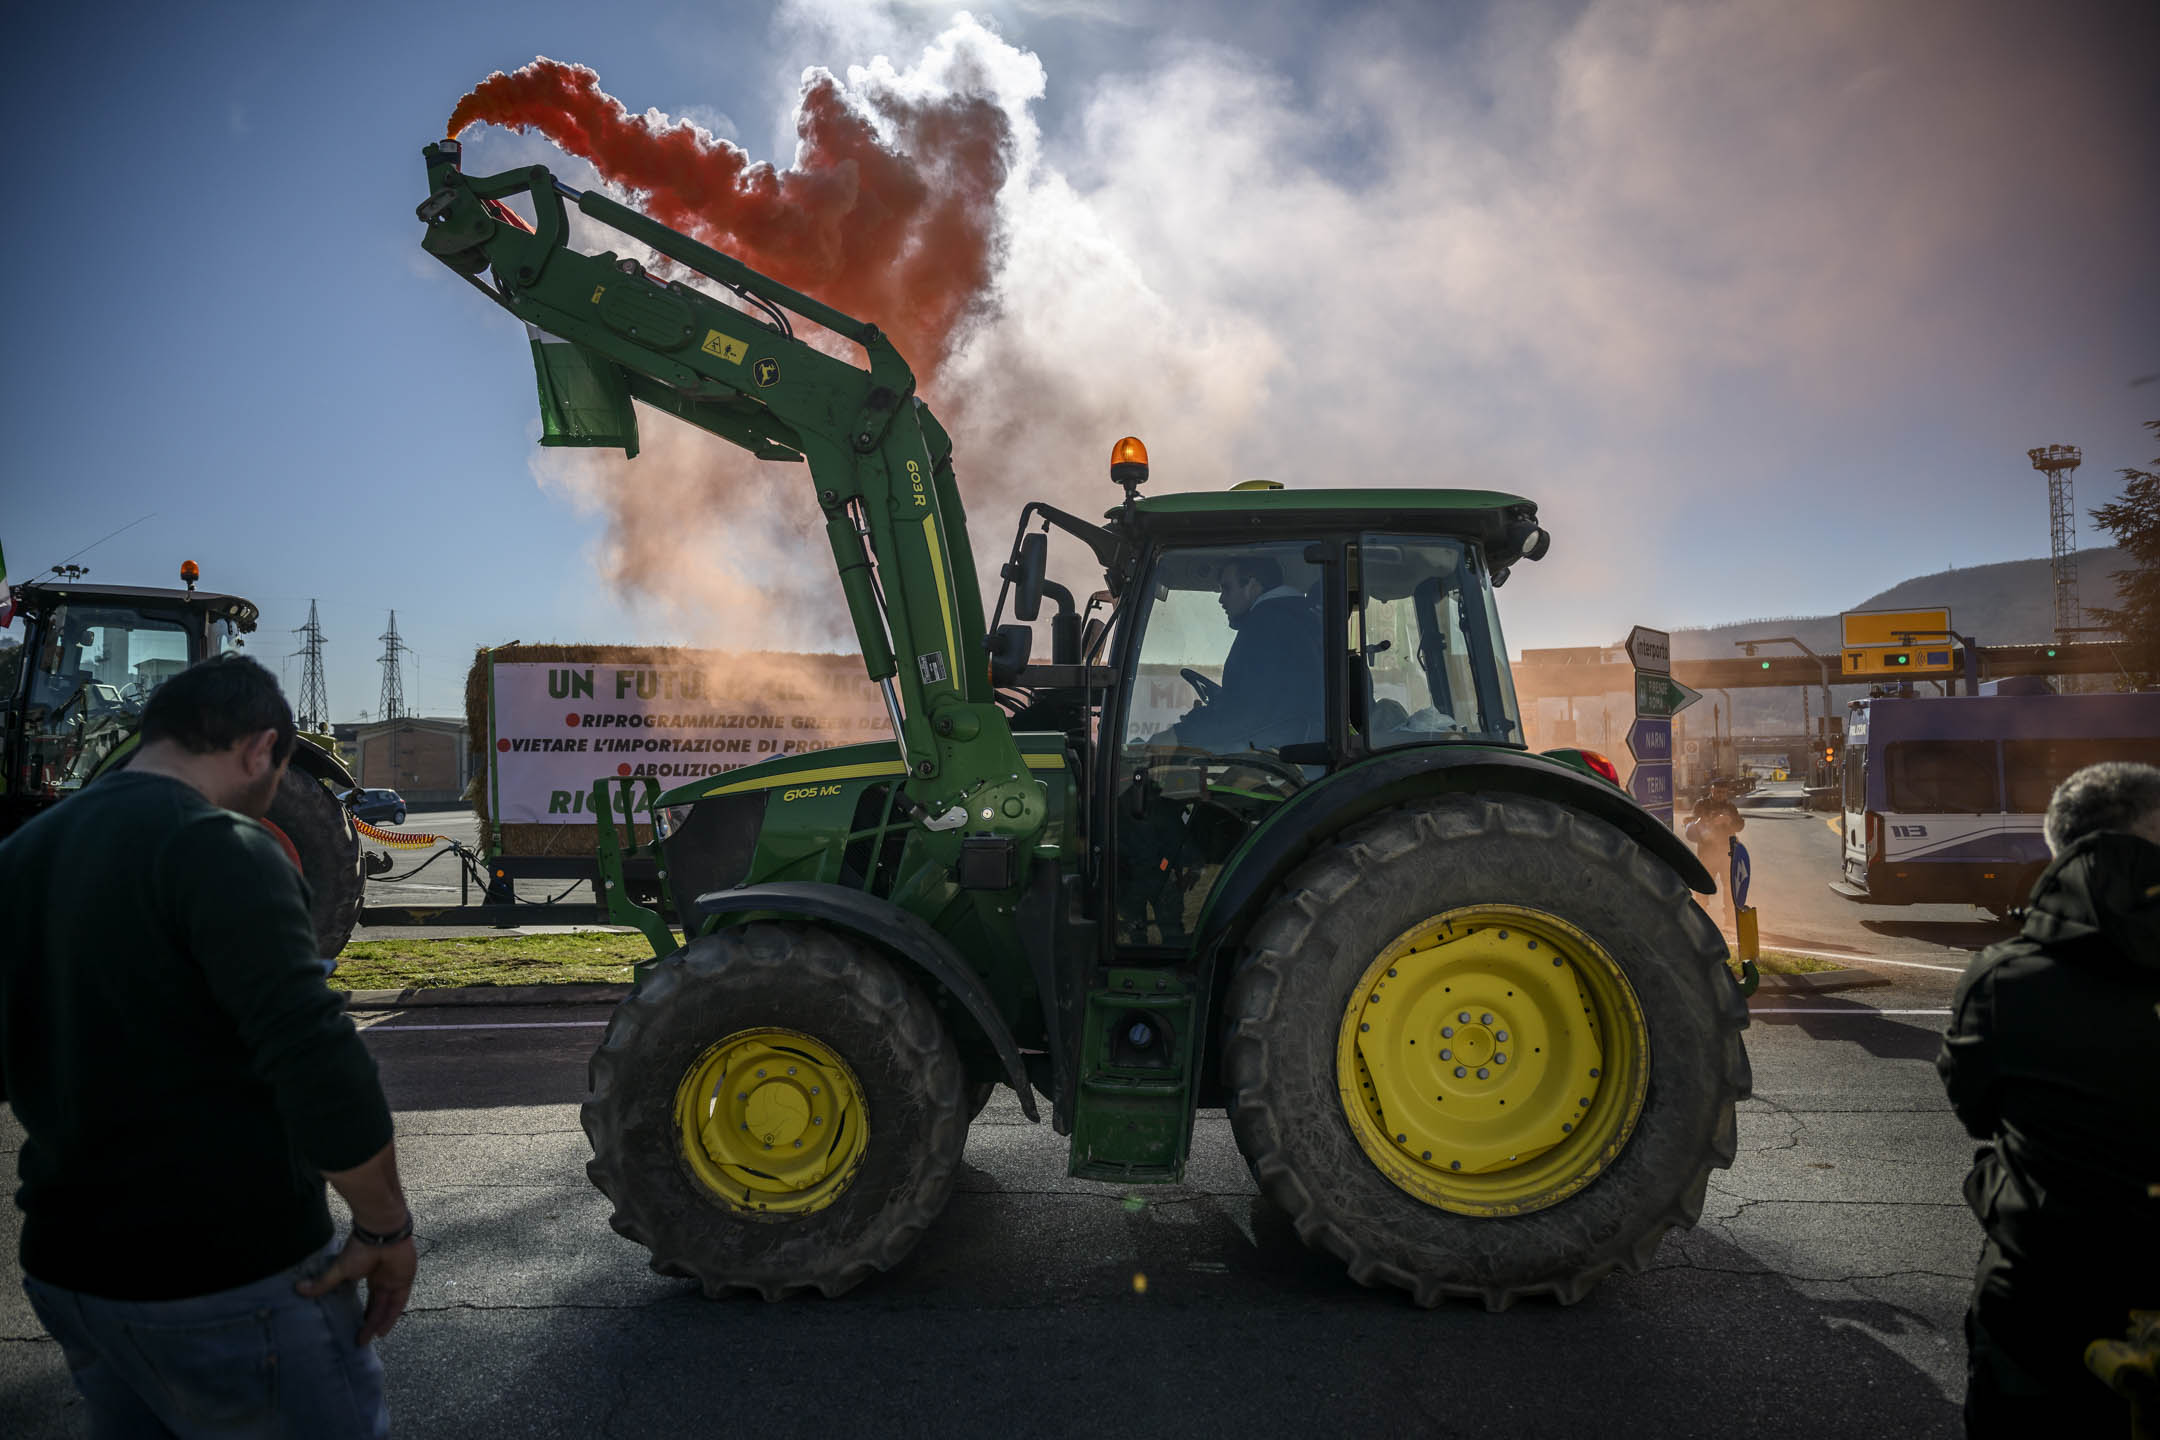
left=1893, top=654, right=1908, bottom=665
left=1759, top=660, right=1771, bottom=670
left=2046, top=648, right=2057, bottom=658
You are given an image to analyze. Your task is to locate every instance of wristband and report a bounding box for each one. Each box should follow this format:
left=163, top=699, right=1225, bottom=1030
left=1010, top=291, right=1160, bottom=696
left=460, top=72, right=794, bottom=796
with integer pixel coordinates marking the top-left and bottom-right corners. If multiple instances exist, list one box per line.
left=350, top=1213, right=414, bottom=1246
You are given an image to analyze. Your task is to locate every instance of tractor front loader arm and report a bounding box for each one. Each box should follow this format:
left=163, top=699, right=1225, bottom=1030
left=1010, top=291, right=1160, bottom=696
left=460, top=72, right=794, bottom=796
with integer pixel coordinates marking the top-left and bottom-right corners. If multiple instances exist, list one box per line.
left=417, top=139, right=1039, bottom=840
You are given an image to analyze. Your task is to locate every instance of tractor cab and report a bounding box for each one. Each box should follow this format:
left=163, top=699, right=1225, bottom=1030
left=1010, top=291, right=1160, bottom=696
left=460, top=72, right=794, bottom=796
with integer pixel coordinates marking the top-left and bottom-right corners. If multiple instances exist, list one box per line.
left=1, top=573, right=257, bottom=830
left=993, top=470, right=1549, bottom=958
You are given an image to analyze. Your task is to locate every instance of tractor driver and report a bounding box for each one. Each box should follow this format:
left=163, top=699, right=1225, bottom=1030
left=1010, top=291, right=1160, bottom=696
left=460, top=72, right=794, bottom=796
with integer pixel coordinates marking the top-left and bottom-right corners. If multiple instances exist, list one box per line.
left=1174, top=554, right=1324, bottom=756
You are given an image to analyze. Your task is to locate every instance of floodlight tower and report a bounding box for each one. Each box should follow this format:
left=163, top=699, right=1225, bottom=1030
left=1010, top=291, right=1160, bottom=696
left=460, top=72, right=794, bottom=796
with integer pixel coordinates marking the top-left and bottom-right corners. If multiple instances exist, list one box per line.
left=2027, top=444, right=2082, bottom=640
left=291, top=600, right=330, bottom=732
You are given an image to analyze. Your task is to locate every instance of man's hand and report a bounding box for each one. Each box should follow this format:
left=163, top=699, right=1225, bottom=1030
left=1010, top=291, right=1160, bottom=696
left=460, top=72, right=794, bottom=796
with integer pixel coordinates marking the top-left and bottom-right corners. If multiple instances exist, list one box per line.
left=296, top=1234, right=418, bottom=1344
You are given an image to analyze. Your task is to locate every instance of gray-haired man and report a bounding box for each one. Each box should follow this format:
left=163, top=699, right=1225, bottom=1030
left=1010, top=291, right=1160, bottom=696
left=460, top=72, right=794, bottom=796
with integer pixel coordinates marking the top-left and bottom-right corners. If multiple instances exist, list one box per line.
left=1938, top=761, right=2160, bottom=1437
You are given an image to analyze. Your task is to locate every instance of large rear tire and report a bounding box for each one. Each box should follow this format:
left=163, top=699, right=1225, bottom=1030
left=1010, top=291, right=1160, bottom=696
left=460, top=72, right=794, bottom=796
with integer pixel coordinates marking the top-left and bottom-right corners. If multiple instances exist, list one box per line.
left=266, top=767, right=363, bottom=960
left=1222, top=793, right=1750, bottom=1310
left=582, top=923, right=967, bottom=1299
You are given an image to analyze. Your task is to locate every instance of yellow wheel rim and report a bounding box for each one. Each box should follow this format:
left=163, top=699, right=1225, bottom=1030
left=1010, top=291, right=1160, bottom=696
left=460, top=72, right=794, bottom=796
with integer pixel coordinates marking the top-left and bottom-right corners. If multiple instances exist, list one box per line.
left=673, top=1028, right=869, bottom=1217
left=1335, top=906, right=1650, bottom=1217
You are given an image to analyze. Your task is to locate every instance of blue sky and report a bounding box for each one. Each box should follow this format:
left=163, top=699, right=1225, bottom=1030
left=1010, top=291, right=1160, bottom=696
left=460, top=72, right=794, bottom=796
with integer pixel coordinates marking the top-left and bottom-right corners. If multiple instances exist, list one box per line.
left=3, top=0, right=2154, bottom=719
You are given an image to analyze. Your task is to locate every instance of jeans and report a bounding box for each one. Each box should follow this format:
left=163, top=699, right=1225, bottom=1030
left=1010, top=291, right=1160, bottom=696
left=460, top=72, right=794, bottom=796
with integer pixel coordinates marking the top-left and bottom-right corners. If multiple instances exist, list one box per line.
left=22, top=1241, right=388, bottom=1439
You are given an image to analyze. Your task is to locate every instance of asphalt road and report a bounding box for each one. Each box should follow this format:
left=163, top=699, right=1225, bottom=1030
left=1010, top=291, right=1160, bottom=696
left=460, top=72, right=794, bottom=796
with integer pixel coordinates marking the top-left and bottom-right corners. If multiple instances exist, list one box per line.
left=1, top=798, right=1995, bottom=1438
left=1731, top=787, right=2017, bottom=962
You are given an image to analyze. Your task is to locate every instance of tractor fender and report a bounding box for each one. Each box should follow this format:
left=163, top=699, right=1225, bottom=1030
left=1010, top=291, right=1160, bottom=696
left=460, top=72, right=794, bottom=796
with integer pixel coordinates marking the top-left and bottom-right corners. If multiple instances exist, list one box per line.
left=1195, top=747, right=1714, bottom=967
left=87, top=730, right=355, bottom=791
left=288, top=734, right=356, bottom=791
left=694, top=881, right=1040, bottom=1122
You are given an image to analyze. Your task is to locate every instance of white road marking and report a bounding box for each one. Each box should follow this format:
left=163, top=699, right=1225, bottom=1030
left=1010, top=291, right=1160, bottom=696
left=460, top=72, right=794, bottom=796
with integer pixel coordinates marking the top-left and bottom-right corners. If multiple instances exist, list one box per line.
left=358, top=1020, right=611, bottom=1033
left=1749, top=1007, right=1951, bottom=1016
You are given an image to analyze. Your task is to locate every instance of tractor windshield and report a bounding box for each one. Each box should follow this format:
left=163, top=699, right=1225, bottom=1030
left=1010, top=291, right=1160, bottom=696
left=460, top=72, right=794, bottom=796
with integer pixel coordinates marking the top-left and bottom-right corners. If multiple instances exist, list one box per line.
left=1352, top=535, right=1522, bottom=749
left=21, top=603, right=195, bottom=794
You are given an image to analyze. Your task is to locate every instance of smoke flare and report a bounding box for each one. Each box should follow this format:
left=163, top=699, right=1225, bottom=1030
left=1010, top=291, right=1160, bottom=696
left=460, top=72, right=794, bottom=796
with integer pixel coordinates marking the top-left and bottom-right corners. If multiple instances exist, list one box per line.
left=448, top=56, right=1012, bottom=383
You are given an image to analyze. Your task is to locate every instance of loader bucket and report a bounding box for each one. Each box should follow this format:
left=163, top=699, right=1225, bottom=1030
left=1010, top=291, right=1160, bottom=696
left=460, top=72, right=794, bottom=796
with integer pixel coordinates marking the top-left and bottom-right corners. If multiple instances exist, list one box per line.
left=528, top=333, right=639, bottom=456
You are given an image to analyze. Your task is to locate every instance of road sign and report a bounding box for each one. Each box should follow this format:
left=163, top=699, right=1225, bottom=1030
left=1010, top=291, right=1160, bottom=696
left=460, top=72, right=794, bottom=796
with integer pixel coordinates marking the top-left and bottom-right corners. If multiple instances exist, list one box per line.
left=1628, top=762, right=1673, bottom=809
left=1729, top=838, right=1752, bottom=909
left=1626, top=625, right=1671, bottom=674
left=1683, top=738, right=1702, bottom=758
left=1635, top=672, right=1702, bottom=718
left=1842, top=607, right=1951, bottom=650
left=1626, top=716, right=1671, bottom=763
left=1842, top=647, right=1958, bottom=677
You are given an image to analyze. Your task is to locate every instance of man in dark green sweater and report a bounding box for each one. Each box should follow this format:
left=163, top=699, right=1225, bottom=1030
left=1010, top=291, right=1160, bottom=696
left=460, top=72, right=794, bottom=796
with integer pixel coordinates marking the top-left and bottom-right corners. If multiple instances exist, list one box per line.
left=0, top=655, right=415, bottom=1436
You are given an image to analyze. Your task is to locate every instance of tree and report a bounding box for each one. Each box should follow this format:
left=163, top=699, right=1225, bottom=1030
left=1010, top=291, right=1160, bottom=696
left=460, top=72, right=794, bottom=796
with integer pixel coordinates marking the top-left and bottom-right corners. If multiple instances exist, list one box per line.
left=2087, top=419, right=2160, bottom=685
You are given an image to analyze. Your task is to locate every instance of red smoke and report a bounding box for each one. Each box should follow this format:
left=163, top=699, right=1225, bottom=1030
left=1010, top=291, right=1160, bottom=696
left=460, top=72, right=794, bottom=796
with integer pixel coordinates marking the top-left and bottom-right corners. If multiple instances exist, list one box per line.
left=447, top=58, right=1011, bottom=386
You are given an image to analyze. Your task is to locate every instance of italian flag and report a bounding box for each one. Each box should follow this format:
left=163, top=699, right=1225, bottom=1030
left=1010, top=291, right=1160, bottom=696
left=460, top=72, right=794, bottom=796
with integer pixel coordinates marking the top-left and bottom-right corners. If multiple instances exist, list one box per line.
left=0, top=540, right=11, bottom=629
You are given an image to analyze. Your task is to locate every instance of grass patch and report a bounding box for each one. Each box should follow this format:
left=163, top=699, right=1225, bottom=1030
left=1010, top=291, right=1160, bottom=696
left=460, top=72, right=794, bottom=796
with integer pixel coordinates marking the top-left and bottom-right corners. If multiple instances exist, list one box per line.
left=335, top=932, right=653, bottom=990
left=1753, top=949, right=1848, bottom=975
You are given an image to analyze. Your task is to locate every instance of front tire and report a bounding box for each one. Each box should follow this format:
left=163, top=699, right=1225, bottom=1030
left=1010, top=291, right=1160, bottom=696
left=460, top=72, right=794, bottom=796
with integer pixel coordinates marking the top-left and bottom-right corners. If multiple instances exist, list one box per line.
left=266, top=767, right=363, bottom=959
left=1222, top=794, right=1750, bottom=1310
left=582, top=923, right=967, bottom=1299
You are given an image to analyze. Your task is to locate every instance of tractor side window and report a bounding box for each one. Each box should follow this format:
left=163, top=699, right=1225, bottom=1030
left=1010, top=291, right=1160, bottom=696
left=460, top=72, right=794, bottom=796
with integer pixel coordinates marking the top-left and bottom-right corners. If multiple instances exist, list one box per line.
left=1112, top=541, right=1323, bottom=947
left=1355, top=536, right=1522, bottom=749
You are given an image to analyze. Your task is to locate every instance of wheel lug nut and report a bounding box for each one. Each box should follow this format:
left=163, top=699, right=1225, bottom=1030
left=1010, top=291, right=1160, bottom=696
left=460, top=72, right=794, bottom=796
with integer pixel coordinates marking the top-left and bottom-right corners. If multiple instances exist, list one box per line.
left=757, top=1069, right=766, bottom=1078
left=1459, top=1012, right=1469, bottom=1023
left=794, top=1140, right=803, bottom=1148
left=1454, top=1066, right=1467, bottom=1077
left=1495, top=1053, right=1507, bottom=1064
left=1495, top=1031, right=1508, bottom=1042
left=1481, top=1013, right=1494, bottom=1025
left=1440, top=1049, right=1453, bottom=1060
left=1476, top=1068, right=1489, bottom=1079
left=813, top=1115, right=823, bottom=1125
left=737, top=1093, right=748, bottom=1101
left=1442, top=1026, right=1454, bottom=1038
left=788, top=1066, right=797, bottom=1075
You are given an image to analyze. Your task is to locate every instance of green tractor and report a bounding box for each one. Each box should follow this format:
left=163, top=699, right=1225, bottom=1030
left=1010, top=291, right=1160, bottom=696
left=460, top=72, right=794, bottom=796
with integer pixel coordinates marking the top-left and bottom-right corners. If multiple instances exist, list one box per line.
left=0, top=567, right=366, bottom=958
left=418, top=139, right=1749, bottom=1308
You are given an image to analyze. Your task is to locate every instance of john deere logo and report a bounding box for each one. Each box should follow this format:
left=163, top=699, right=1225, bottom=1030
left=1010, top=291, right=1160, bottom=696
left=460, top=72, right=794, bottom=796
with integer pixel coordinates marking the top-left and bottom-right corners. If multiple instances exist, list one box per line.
left=753, top=357, right=780, bottom=388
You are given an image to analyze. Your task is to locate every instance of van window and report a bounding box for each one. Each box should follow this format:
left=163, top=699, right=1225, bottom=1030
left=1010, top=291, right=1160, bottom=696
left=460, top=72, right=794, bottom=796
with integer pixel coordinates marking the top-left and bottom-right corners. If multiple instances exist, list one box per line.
left=2003, top=738, right=2160, bottom=813
left=1884, top=740, right=1997, bottom=814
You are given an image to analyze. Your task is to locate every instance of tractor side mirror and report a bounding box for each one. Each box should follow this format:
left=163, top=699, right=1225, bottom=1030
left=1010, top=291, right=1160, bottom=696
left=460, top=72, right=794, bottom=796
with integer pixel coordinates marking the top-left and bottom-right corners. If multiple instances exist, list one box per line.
left=1010, top=533, right=1048, bottom=622
left=988, top=623, right=1033, bottom=687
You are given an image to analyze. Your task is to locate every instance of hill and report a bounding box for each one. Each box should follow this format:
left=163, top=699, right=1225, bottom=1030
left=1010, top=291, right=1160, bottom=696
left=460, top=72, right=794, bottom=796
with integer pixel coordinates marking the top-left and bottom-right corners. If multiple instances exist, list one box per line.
left=1658, top=546, right=2130, bottom=734
left=1668, top=546, right=2128, bottom=662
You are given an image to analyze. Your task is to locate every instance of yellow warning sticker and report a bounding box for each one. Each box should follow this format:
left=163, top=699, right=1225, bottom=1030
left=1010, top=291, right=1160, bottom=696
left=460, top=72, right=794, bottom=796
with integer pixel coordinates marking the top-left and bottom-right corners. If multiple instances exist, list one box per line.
left=701, top=330, right=748, bottom=364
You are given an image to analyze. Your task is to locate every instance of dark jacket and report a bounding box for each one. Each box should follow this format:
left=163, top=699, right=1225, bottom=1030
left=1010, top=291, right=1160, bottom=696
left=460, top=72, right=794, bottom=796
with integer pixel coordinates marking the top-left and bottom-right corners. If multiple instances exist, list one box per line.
left=1181, top=590, right=1323, bottom=752
left=0, top=770, right=394, bottom=1300
left=1937, top=830, right=2160, bottom=1281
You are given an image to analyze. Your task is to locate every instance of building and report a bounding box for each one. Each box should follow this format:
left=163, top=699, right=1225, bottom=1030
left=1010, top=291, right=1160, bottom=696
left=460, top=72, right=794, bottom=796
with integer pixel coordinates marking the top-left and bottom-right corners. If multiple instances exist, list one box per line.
left=353, top=717, right=472, bottom=805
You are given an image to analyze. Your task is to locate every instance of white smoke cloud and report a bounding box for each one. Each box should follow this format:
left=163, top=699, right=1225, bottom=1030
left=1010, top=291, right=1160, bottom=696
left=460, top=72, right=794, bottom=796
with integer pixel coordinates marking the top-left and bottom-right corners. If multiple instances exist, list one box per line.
left=497, top=1, right=2158, bottom=650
